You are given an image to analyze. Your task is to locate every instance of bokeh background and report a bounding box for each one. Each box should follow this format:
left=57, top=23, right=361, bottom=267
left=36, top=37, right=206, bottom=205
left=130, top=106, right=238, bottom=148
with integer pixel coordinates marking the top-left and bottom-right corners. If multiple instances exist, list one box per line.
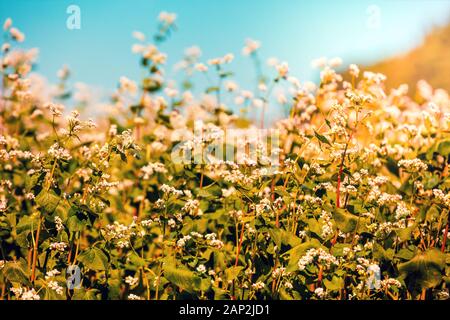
left=1, top=0, right=450, bottom=113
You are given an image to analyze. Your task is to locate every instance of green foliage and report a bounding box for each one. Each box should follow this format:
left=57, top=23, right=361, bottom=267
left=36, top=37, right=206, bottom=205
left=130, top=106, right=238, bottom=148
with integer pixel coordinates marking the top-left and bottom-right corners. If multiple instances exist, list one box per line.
left=77, top=247, right=109, bottom=271
left=398, top=249, right=446, bottom=294
left=0, top=12, right=449, bottom=301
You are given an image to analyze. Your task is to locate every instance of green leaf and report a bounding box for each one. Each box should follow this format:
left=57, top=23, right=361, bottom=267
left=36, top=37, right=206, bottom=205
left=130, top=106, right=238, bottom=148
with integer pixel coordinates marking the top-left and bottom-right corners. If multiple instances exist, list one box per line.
left=224, top=266, right=243, bottom=282
left=163, top=264, right=202, bottom=293
left=437, top=140, right=450, bottom=156
left=3, top=259, right=31, bottom=286
left=128, top=252, right=146, bottom=267
left=333, top=208, right=366, bottom=233
left=205, top=86, right=219, bottom=94
left=213, top=287, right=229, bottom=300
left=423, top=173, right=440, bottom=189
left=314, top=130, right=331, bottom=146
left=72, top=288, right=101, bottom=300
left=42, top=285, right=64, bottom=300
left=219, top=71, right=234, bottom=78
left=385, top=157, right=400, bottom=177
left=425, top=205, right=440, bottom=223
left=77, top=247, right=109, bottom=271
left=307, top=218, right=322, bottom=237
left=213, top=251, right=227, bottom=270
left=331, top=243, right=352, bottom=257
left=107, top=278, right=122, bottom=300
left=16, top=215, right=40, bottom=234
left=279, top=288, right=294, bottom=300
left=199, top=279, right=211, bottom=292
left=269, top=228, right=302, bottom=248
left=323, top=276, right=344, bottom=291
left=395, top=224, right=416, bottom=242
left=66, top=215, right=87, bottom=233
left=398, top=249, right=445, bottom=293
left=284, top=239, right=322, bottom=272
left=35, top=190, right=60, bottom=213
left=396, top=248, right=416, bottom=260
left=373, top=243, right=394, bottom=261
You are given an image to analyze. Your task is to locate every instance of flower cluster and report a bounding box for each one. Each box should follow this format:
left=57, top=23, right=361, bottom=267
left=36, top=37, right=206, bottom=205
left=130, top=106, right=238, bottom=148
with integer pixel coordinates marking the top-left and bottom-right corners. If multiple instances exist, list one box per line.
left=0, top=14, right=449, bottom=301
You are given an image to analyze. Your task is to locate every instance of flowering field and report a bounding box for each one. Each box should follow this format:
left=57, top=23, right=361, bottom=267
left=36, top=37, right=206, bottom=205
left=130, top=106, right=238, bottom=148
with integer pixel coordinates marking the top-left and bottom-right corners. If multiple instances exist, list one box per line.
left=0, top=13, right=449, bottom=301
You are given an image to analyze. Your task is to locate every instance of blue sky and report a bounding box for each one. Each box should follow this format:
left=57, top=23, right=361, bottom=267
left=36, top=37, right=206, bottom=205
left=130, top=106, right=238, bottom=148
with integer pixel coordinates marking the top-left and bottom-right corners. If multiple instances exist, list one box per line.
left=1, top=0, right=450, bottom=95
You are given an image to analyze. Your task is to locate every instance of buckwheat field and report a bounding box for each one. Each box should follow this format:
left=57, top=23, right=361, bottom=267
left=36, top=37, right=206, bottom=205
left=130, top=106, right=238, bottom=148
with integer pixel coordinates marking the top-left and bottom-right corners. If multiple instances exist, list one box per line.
left=0, top=13, right=449, bottom=301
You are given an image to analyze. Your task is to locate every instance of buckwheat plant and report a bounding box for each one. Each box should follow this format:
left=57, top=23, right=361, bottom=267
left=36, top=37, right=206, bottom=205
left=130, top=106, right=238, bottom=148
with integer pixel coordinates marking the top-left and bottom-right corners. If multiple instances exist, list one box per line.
left=0, top=14, right=449, bottom=301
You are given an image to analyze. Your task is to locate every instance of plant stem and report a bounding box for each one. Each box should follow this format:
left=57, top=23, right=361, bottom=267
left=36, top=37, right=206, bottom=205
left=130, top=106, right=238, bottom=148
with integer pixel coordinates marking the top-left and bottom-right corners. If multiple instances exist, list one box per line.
left=199, top=171, right=204, bottom=189
left=73, top=232, right=81, bottom=265
left=234, top=222, right=246, bottom=267
left=336, top=132, right=354, bottom=208
left=31, top=216, right=42, bottom=282
left=441, top=213, right=449, bottom=253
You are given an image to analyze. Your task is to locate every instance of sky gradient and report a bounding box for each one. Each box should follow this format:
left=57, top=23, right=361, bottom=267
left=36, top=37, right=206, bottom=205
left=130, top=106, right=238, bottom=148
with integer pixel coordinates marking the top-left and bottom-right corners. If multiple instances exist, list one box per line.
left=1, top=0, right=450, bottom=96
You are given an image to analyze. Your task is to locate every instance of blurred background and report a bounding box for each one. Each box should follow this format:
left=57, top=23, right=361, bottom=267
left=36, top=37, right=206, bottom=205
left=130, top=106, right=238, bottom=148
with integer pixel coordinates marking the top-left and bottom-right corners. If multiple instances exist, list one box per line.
left=1, top=0, right=450, bottom=106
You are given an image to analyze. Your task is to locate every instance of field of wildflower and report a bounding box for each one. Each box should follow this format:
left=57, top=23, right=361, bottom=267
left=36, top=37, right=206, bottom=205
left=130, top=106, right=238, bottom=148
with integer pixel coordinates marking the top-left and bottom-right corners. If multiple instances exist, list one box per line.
left=0, top=12, right=449, bottom=301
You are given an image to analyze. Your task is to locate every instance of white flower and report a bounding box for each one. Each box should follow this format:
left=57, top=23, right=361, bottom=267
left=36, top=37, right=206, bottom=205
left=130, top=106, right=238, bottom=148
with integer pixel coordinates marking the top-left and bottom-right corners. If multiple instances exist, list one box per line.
left=223, top=53, right=234, bottom=63
left=140, top=162, right=167, bottom=179
left=160, top=184, right=183, bottom=196
left=128, top=294, right=142, bottom=300
left=311, top=57, right=327, bottom=68
left=433, top=189, right=450, bottom=207
left=48, top=143, right=72, bottom=160
left=0, top=199, right=7, bottom=212
left=314, top=287, right=325, bottom=298
left=185, top=46, right=202, bottom=58
left=284, top=281, right=293, bottom=290
left=222, top=187, right=236, bottom=197
left=436, top=290, right=449, bottom=300
left=25, top=193, right=35, bottom=200
left=3, top=18, right=12, bottom=31
left=267, top=57, right=279, bottom=66
left=54, top=216, right=64, bottom=232
left=398, top=158, right=428, bottom=172
left=11, top=287, right=40, bottom=300
left=45, top=269, right=61, bottom=279
left=380, top=278, right=402, bottom=290
left=252, top=281, right=265, bottom=291
left=46, top=103, right=64, bottom=117
left=182, top=199, right=200, bottom=216
left=49, top=242, right=67, bottom=252
left=10, top=27, right=25, bottom=42
left=242, top=38, right=261, bottom=56
left=328, top=57, right=342, bottom=68
left=158, top=11, right=177, bottom=25
left=196, top=264, right=206, bottom=274
left=271, top=267, right=287, bottom=278
left=298, top=248, right=338, bottom=271
left=125, top=276, right=139, bottom=286
left=195, top=63, right=208, bottom=72
left=119, top=76, right=137, bottom=94
left=168, top=218, right=176, bottom=228
left=376, top=193, right=402, bottom=206
left=395, top=202, right=411, bottom=220
left=132, top=31, right=145, bottom=41
left=164, top=87, right=178, bottom=98
left=275, top=62, right=289, bottom=78
left=225, top=81, right=238, bottom=92
left=48, top=280, right=64, bottom=295
left=177, top=235, right=192, bottom=248
left=349, top=64, right=360, bottom=77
